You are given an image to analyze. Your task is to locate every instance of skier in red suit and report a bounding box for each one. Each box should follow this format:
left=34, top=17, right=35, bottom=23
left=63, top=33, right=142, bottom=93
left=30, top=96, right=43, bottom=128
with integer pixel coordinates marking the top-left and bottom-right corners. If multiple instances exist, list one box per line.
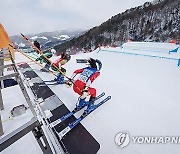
left=51, top=52, right=71, bottom=84
left=67, top=58, right=102, bottom=114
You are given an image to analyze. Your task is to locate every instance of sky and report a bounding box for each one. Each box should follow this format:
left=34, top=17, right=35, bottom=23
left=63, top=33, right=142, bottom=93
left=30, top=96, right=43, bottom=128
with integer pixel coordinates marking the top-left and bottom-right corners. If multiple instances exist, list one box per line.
left=0, top=0, right=151, bottom=36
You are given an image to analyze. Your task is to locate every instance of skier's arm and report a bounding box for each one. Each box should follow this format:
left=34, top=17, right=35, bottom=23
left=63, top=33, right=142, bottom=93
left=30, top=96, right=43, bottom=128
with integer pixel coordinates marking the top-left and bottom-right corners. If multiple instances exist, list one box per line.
left=86, top=71, right=100, bottom=87
left=58, top=59, right=67, bottom=68
left=66, top=68, right=84, bottom=87
left=71, top=68, right=84, bottom=79
left=96, top=59, right=102, bottom=71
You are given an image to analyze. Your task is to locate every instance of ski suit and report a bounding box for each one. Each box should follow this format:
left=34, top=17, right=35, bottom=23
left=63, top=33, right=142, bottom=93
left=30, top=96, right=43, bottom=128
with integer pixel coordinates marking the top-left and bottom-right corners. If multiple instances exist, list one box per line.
left=52, top=54, right=71, bottom=84
left=53, top=58, right=67, bottom=68
left=72, top=67, right=100, bottom=98
left=36, top=52, right=52, bottom=63
left=51, top=53, right=71, bottom=71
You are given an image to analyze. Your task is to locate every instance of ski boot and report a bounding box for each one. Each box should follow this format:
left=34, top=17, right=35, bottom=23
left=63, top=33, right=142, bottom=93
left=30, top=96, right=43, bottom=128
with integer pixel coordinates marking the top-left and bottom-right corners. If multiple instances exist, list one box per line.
left=73, top=90, right=89, bottom=112
left=73, top=97, right=88, bottom=113
left=56, top=73, right=64, bottom=84
left=40, top=64, right=50, bottom=72
left=83, top=97, right=96, bottom=116
left=56, top=68, right=66, bottom=84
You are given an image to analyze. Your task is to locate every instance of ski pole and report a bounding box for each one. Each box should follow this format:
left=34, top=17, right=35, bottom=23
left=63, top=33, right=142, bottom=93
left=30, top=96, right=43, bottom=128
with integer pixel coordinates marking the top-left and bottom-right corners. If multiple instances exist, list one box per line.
left=9, top=44, right=57, bottom=77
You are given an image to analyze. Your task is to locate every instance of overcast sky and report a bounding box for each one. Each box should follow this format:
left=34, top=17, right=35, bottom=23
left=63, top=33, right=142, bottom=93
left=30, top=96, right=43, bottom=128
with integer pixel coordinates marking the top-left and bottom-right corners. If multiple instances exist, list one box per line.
left=0, top=0, right=151, bottom=36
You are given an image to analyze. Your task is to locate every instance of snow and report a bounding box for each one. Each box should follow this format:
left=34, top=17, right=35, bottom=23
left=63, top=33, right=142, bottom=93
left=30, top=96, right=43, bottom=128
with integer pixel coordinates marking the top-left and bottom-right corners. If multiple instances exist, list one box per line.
left=30, top=36, right=48, bottom=40
left=0, top=85, right=43, bottom=154
left=53, top=35, right=70, bottom=40
left=1, top=41, right=180, bottom=154
left=1, top=86, right=33, bottom=135
left=18, top=42, right=26, bottom=47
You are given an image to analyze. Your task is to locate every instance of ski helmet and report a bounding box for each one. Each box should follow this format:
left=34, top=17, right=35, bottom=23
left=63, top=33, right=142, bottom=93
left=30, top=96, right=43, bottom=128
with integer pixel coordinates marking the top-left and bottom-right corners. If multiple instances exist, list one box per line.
left=61, top=52, right=66, bottom=58
left=88, top=58, right=97, bottom=69
left=51, top=48, right=56, bottom=54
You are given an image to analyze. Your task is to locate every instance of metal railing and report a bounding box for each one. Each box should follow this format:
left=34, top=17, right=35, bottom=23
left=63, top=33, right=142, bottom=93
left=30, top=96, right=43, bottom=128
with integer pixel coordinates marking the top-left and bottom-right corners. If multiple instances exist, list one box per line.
left=0, top=48, right=56, bottom=153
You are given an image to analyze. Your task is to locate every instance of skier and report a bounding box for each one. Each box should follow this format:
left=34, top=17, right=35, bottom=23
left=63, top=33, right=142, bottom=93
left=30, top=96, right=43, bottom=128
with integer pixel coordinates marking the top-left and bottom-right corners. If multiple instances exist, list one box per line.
left=52, top=52, right=71, bottom=84
left=98, top=43, right=101, bottom=52
left=36, top=50, right=53, bottom=64
left=33, top=40, right=41, bottom=54
left=66, top=58, right=102, bottom=115
left=37, top=48, right=56, bottom=71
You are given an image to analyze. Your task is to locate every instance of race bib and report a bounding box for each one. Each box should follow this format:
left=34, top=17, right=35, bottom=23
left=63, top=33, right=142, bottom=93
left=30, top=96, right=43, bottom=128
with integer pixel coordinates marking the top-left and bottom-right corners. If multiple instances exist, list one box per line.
left=79, top=69, right=94, bottom=83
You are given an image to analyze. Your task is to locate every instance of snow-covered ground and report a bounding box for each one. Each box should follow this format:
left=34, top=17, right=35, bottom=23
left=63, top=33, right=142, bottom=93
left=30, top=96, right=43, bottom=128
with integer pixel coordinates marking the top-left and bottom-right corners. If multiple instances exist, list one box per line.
left=1, top=42, right=180, bottom=154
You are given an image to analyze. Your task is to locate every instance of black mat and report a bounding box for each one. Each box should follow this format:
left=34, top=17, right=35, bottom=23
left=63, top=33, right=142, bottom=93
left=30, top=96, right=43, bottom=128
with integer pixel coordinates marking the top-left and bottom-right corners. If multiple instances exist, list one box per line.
left=18, top=62, right=100, bottom=154
left=0, top=79, right=18, bottom=88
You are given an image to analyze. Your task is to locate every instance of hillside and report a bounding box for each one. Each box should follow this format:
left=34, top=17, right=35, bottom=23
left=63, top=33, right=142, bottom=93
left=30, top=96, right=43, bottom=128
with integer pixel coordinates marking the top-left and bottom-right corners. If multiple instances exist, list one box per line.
left=54, top=0, right=180, bottom=54
left=10, top=29, right=86, bottom=51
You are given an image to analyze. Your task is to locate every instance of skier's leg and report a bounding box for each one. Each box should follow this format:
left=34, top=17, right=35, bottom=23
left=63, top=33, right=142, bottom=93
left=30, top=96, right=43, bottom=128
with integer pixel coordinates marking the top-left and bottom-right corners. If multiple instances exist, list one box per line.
left=56, top=73, right=64, bottom=84
left=88, top=87, right=96, bottom=98
left=41, top=63, right=50, bottom=72
left=73, top=81, right=84, bottom=95
left=60, top=67, right=66, bottom=74
left=44, top=63, right=50, bottom=70
left=56, top=67, right=66, bottom=84
left=73, top=96, right=88, bottom=112
left=73, top=82, right=88, bottom=111
left=83, top=87, right=96, bottom=115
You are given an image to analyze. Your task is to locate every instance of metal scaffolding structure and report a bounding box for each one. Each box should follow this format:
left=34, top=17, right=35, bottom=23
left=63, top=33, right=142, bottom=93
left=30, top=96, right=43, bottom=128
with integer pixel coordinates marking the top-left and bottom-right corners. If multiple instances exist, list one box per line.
left=0, top=48, right=57, bottom=154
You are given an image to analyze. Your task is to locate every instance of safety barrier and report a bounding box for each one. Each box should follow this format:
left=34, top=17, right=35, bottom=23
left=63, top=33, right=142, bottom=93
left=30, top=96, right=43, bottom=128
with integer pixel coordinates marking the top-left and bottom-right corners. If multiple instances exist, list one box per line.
left=101, top=49, right=180, bottom=66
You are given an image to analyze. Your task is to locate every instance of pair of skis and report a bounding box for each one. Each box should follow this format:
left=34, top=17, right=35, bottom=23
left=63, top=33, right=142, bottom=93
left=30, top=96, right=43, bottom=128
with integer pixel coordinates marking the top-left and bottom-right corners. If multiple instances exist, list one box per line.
left=44, top=79, right=69, bottom=85
left=49, top=92, right=111, bottom=140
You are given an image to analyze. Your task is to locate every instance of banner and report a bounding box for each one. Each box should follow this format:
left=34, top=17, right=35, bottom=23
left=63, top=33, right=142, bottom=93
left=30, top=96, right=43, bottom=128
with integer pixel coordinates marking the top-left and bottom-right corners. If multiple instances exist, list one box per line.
left=0, top=23, right=15, bottom=60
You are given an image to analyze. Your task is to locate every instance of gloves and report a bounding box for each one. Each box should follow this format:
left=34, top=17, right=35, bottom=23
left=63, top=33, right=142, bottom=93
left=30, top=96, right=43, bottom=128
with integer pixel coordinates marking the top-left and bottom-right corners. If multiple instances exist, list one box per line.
left=80, top=87, right=89, bottom=99
left=82, top=86, right=88, bottom=93
left=35, top=58, right=39, bottom=61
left=66, top=78, right=74, bottom=88
left=66, top=80, right=72, bottom=88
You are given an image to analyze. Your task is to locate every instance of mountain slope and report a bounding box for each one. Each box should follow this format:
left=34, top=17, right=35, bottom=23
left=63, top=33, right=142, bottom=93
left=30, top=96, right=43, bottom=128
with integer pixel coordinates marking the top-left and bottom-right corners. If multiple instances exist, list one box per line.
left=54, top=0, right=180, bottom=54
left=10, top=29, right=87, bottom=50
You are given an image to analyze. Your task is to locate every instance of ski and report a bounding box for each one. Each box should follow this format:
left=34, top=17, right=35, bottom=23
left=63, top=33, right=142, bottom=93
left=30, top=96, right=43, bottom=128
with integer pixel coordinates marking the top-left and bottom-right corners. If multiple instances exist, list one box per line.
left=76, top=59, right=88, bottom=63
left=57, top=95, right=111, bottom=140
left=50, top=92, right=105, bottom=128
left=44, top=82, right=59, bottom=86
left=44, top=79, right=68, bottom=82
left=44, top=80, right=69, bottom=86
left=44, top=79, right=70, bottom=83
left=44, top=80, right=57, bottom=83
